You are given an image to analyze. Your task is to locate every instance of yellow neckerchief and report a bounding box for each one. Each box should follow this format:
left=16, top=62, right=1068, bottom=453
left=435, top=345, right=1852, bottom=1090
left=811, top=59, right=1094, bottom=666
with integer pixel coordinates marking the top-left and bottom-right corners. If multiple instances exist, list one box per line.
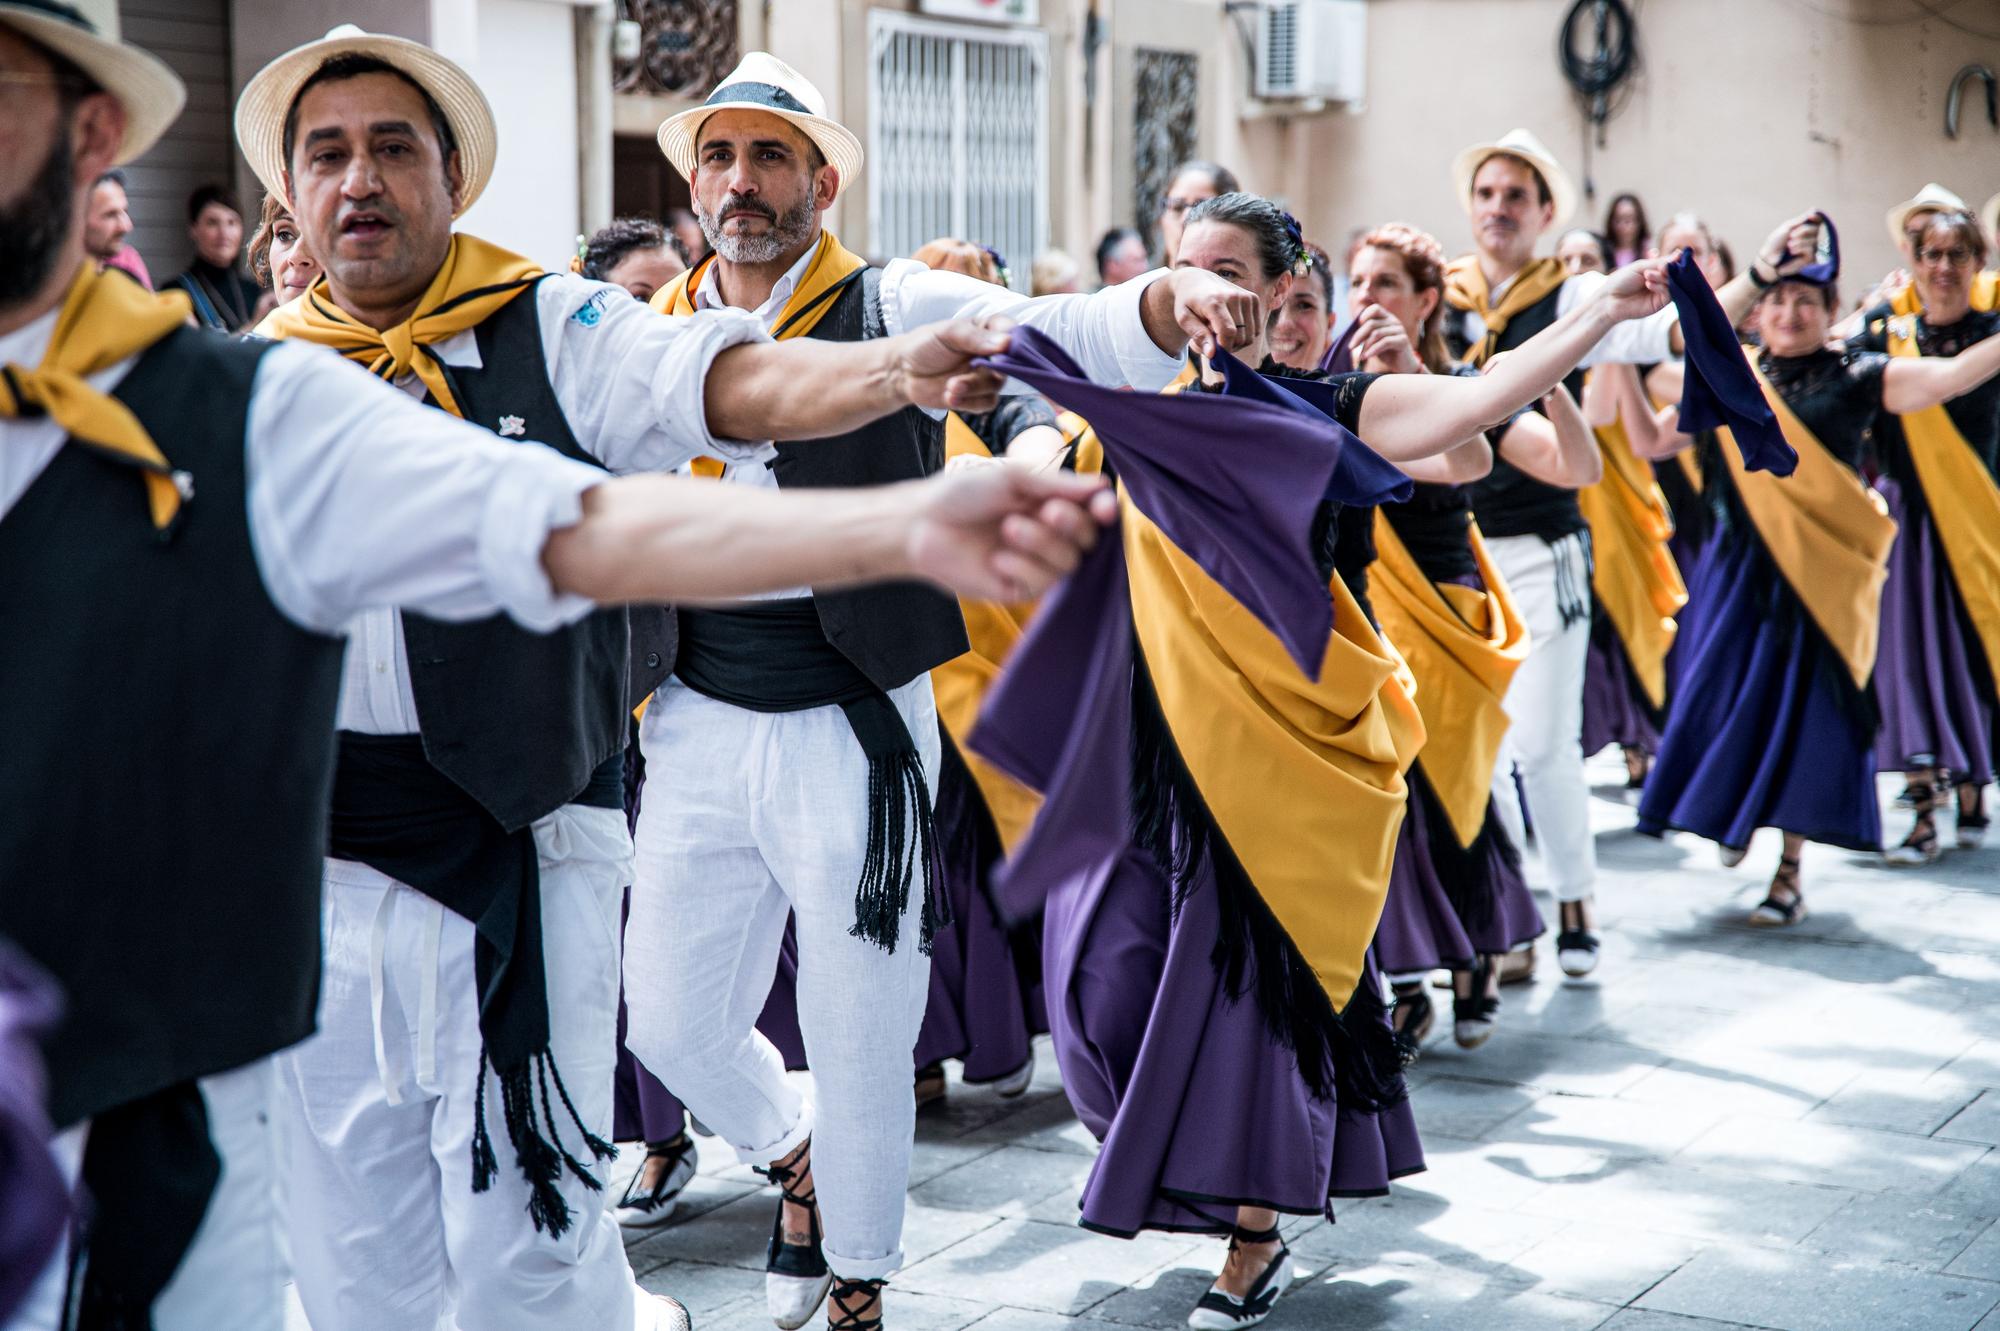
left=1444, top=255, right=1568, bottom=367
left=0, top=262, right=194, bottom=531
left=1369, top=511, right=1529, bottom=850
left=1883, top=315, right=2000, bottom=698
left=654, top=231, right=869, bottom=477
left=256, top=233, right=542, bottom=420
left=928, top=413, right=1081, bottom=852
left=1575, top=391, right=1687, bottom=709
left=1891, top=274, right=1999, bottom=317
left=1717, top=351, right=1896, bottom=690
left=1121, top=381, right=1425, bottom=1015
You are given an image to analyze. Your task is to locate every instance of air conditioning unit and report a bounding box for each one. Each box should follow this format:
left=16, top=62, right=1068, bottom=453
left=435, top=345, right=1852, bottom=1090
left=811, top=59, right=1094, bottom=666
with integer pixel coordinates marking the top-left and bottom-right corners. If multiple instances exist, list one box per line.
left=1254, top=0, right=1366, bottom=104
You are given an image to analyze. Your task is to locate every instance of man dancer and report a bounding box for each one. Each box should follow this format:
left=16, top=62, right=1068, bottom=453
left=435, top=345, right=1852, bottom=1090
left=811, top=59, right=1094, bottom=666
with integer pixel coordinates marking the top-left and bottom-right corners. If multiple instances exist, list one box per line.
left=1442, top=130, right=1772, bottom=980
left=226, top=25, right=1126, bottom=1331
left=0, top=7, right=1117, bottom=1331
left=626, top=53, right=1259, bottom=1331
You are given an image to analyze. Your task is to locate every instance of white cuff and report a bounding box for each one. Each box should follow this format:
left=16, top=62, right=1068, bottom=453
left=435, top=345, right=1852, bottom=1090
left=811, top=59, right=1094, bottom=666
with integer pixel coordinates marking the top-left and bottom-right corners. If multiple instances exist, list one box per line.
left=1112, top=269, right=1187, bottom=392
left=477, top=446, right=607, bottom=632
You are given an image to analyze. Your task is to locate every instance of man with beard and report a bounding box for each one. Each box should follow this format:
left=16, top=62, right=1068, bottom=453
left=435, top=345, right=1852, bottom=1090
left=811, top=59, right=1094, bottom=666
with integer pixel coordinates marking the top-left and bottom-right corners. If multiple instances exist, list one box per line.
left=1, top=6, right=1124, bottom=1327
left=82, top=165, right=147, bottom=285
left=630, top=53, right=1259, bottom=1331
left=229, top=24, right=1147, bottom=1331
left=1442, top=130, right=1774, bottom=987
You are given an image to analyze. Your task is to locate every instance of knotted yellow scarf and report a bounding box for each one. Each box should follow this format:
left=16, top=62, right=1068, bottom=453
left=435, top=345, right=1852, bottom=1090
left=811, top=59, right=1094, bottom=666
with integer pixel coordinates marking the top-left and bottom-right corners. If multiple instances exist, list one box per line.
left=1890, top=272, right=1999, bottom=317
left=1370, top=512, right=1528, bottom=849
left=1576, top=409, right=1687, bottom=709
left=1444, top=256, right=1569, bottom=366
left=1883, top=316, right=2000, bottom=694
left=1718, top=353, right=1896, bottom=690
left=654, top=231, right=869, bottom=478
left=0, top=262, right=194, bottom=530
left=255, top=233, right=542, bottom=419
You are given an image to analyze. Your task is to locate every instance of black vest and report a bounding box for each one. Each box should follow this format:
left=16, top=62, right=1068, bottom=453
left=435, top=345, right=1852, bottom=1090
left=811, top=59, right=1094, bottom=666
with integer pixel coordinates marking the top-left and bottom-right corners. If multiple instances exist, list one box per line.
left=757, top=267, right=968, bottom=690
left=1449, top=283, right=1589, bottom=541
left=0, top=328, right=344, bottom=1128
left=401, top=279, right=672, bottom=832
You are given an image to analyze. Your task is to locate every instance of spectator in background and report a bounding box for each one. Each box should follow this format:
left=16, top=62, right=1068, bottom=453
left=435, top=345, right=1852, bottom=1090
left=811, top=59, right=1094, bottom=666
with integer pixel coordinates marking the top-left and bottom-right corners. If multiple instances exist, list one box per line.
left=1095, top=225, right=1149, bottom=286
left=665, top=205, right=708, bottom=265
left=83, top=168, right=149, bottom=288
left=1604, top=191, right=1650, bottom=266
left=1656, top=211, right=1728, bottom=289
left=1031, top=248, right=1080, bottom=295
left=246, top=192, right=319, bottom=317
left=170, top=183, right=259, bottom=331
left=1556, top=227, right=1613, bottom=276
left=1156, top=158, right=1238, bottom=265
left=577, top=215, right=688, bottom=302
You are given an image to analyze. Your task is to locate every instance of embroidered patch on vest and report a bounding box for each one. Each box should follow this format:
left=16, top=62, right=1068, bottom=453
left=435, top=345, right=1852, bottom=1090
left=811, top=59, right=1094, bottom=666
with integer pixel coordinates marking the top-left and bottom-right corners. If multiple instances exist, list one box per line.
left=498, top=415, right=526, bottom=438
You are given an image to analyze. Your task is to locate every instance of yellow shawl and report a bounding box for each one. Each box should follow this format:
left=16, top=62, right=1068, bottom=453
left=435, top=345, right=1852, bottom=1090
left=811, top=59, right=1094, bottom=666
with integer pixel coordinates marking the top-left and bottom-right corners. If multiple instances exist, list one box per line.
left=256, top=233, right=542, bottom=419
left=1718, top=354, right=1897, bottom=689
left=1369, top=511, right=1528, bottom=849
left=1444, top=256, right=1569, bottom=367
left=1883, top=316, right=2000, bottom=694
left=1127, top=492, right=1426, bottom=1013
left=0, top=262, right=193, bottom=530
left=1576, top=410, right=1687, bottom=708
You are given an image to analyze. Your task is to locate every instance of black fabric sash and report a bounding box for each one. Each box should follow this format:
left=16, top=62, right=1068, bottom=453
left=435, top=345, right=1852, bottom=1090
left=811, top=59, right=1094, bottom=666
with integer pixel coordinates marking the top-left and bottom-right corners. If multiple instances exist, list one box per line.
left=69, top=1082, right=218, bottom=1331
left=675, top=599, right=948, bottom=953
left=328, top=733, right=622, bottom=1238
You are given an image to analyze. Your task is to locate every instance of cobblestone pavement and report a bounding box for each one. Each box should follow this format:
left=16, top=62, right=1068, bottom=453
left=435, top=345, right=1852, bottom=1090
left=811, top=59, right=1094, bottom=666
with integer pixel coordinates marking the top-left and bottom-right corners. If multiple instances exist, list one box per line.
left=622, top=755, right=2000, bottom=1331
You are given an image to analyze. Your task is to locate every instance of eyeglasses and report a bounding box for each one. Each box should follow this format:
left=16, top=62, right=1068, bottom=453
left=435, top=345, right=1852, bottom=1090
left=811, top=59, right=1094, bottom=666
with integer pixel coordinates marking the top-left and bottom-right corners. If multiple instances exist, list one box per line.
left=1917, top=246, right=1976, bottom=267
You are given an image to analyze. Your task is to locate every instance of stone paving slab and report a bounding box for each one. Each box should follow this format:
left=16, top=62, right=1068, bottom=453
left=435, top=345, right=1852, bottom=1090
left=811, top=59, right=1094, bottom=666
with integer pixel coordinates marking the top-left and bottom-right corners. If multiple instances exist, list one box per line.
left=1636, top=1246, right=2000, bottom=1331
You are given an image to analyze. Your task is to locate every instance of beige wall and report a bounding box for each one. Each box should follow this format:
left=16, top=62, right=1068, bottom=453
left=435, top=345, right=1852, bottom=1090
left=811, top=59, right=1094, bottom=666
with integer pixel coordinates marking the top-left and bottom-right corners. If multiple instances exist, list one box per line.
left=1122, top=0, right=2000, bottom=289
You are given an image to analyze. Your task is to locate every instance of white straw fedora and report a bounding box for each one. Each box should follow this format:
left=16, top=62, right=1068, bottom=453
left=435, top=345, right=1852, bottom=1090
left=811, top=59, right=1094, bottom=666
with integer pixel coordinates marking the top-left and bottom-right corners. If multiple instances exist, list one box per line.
left=234, top=25, right=497, bottom=216
left=1451, top=128, right=1578, bottom=231
left=656, top=52, right=863, bottom=197
left=0, top=0, right=184, bottom=164
left=1982, top=192, right=2000, bottom=250
left=1884, top=182, right=1969, bottom=249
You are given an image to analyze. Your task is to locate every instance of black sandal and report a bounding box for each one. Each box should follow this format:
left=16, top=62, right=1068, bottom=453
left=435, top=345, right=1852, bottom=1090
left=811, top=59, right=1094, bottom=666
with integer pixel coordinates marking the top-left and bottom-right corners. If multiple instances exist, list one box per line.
left=1452, top=955, right=1501, bottom=1050
left=828, top=1277, right=886, bottom=1331
left=1749, top=855, right=1806, bottom=926
left=1886, top=781, right=1942, bottom=866
left=1556, top=900, right=1600, bottom=978
left=1189, top=1221, right=1293, bottom=1328
left=1390, top=985, right=1434, bottom=1066
left=761, top=1141, right=831, bottom=1329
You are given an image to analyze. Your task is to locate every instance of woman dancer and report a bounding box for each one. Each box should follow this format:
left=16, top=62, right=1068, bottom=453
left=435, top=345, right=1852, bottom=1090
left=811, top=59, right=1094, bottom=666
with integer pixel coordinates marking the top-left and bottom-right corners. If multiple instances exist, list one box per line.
left=995, top=192, right=1677, bottom=1327
left=1638, top=223, right=2000, bottom=922
left=576, top=215, right=689, bottom=302
left=1848, top=207, right=2000, bottom=861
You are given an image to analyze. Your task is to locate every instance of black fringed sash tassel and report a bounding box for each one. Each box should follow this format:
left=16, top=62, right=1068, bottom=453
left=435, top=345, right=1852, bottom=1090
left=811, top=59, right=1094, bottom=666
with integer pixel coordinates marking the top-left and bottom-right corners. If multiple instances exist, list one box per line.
left=676, top=600, right=950, bottom=956
left=330, top=733, right=622, bottom=1240
left=1128, top=644, right=1408, bottom=1112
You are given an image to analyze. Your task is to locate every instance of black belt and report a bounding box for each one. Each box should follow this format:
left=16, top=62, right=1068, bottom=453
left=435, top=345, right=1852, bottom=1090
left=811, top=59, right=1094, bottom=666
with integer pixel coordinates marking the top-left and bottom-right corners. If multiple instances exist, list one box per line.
left=327, top=734, right=622, bottom=1240
left=675, top=599, right=948, bottom=953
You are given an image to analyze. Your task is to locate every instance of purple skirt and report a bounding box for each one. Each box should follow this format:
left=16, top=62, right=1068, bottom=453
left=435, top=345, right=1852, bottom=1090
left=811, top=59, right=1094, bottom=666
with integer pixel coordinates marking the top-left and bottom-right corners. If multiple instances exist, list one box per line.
left=1582, top=603, right=1665, bottom=757
left=1045, top=844, right=1424, bottom=1239
left=1873, top=478, right=1996, bottom=783
left=1373, top=773, right=1544, bottom=978
left=1637, top=526, right=1881, bottom=853
left=912, top=743, right=1048, bottom=1081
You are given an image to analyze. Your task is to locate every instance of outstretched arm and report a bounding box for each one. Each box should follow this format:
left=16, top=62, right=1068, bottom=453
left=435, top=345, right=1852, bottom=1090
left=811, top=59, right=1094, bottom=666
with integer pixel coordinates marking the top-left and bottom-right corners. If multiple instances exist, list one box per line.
left=545, top=466, right=1118, bottom=607
left=1880, top=334, right=2000, bottom=414
left=1351, top=260, right=1671, bottom=461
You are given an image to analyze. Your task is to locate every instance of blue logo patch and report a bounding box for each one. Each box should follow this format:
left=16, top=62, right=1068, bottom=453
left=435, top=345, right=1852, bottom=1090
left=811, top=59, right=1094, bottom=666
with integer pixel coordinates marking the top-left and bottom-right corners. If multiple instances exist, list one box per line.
left=571, top=289, right=612, bottom=328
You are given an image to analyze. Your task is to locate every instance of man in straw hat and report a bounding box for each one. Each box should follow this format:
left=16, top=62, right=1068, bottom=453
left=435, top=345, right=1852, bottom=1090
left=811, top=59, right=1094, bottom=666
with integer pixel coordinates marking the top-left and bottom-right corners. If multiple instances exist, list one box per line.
left=626, top=51, right=1263, bottom=1331
left=1442, top=128, right=1814, bottom=989
left=0, top=6, right=1125, bottom=1326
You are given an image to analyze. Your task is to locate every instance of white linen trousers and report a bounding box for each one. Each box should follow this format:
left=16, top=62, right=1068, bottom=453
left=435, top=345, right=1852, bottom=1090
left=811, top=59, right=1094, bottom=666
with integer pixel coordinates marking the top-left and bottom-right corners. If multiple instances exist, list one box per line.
left=623, top=675, right=939, bottom=1281
left=280, top=804, right=666, bottom=1331
left=1487, top=531, right=1599, bottom=904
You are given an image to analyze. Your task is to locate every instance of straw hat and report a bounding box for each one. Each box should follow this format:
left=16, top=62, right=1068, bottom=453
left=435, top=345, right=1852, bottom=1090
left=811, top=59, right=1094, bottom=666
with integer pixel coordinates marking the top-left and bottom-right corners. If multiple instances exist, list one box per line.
left=1884, top=182, right=1969, bottom=249
left=234, top=25, right=496, bottom=216
left=656, top=52, right=863, bottom=197
left=1982, top=191, right=2000, bottom=250
left=0, top=0, right=184, bottom=164
left=1451, top=129, right=1579, bottom=231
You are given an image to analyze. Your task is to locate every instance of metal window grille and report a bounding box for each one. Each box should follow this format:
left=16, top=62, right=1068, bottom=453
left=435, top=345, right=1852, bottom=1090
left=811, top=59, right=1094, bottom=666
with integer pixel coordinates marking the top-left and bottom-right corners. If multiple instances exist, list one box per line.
left=868, top=12, right=1049, bottom=292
